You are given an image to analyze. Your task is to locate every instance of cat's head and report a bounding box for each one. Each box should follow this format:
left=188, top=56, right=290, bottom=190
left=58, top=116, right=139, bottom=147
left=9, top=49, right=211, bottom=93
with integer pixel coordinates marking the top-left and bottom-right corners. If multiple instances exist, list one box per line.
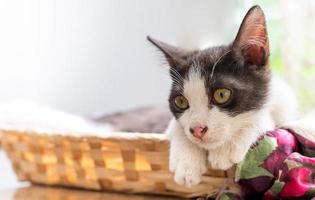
left=148, top=6, right=271, bottom=149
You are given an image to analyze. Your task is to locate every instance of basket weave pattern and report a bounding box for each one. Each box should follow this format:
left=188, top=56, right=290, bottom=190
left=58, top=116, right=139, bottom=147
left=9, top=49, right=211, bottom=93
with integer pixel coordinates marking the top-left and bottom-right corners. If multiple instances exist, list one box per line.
left=0, top=130, right=236, bottom=198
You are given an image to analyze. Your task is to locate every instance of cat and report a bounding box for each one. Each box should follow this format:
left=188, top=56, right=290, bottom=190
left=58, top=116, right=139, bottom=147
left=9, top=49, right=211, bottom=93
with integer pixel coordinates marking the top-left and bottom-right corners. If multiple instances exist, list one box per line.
left=147, top=5, right=298, bottom=187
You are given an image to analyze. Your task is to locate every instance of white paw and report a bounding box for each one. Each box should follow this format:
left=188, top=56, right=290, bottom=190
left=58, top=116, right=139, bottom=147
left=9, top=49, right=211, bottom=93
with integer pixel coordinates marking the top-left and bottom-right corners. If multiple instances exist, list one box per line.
left=230, top=153, right=245, bottom=164
left=229, top=146, right=248, bottom=164
left=208, top=147, right=234, bottom=170
left=174, top=163, right=206, bottom=187
left=169, top=157, right=177, bottom=172
left=210, top=158, right=234, bottom=170
left=208, top=146, right=247, bottom=170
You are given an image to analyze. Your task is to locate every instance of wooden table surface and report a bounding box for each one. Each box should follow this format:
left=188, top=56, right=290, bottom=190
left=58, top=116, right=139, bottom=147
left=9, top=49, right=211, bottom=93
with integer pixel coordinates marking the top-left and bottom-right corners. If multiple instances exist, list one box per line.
left=0, top=185, right=186, bottom=200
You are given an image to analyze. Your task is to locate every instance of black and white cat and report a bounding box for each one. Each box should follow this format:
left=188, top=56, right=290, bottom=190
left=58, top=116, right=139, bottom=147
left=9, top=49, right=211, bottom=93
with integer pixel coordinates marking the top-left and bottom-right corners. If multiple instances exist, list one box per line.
left=148, top=5, right=298, bottom=187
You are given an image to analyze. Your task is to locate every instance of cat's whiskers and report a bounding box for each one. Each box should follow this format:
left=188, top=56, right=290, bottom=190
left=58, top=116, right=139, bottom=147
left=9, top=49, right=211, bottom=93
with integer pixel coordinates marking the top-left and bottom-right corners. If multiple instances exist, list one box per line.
left=210, top=50, right=232, bottom=79
left=160, top=68, right=184, bottom=91
left=169, top=74, right=183, bottom=86
left=169, top=67, right=184, bottom=81
left=169, top=68, right=185, bottom=90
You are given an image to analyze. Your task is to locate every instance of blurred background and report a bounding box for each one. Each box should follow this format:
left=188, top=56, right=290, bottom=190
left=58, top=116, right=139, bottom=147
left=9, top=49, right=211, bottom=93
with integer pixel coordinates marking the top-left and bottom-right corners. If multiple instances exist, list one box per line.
left=0, top=0, right=314, bottom=191
left=0, top=0, right=239, bottom=117
left=0, top=0, right=314, bottom=116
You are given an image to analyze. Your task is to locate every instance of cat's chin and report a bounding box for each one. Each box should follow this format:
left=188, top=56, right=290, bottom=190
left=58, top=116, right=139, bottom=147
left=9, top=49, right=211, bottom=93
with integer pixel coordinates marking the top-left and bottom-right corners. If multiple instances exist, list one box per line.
left=201, top=142, right=225, bottom=150
left=188, top=136, right=225, bottom=150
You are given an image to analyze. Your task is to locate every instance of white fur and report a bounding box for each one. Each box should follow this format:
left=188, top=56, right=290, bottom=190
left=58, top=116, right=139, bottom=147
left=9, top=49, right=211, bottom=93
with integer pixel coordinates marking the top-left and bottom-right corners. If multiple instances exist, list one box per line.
left=166, top=119, right=207, bottom=187
left=269, top=75, right=298, bottom=125
left=168, top=69, right=298, bottom=187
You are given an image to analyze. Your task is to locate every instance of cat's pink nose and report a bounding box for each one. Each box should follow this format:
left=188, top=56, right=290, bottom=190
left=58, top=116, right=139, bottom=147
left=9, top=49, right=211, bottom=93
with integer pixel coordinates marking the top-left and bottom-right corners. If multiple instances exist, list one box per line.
left=189, top=126, right=208, bottom=139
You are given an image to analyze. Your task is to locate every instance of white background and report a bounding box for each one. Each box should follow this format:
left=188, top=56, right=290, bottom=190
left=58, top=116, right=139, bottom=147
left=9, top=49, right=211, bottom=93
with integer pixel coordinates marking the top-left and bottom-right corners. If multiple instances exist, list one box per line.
left=0, top=0, right=238, bottom=116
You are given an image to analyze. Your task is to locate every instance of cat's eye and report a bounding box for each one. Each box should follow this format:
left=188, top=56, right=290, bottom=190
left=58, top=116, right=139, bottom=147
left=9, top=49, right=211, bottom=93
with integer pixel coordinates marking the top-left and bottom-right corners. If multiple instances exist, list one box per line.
left=213, top=88, right=231, bottom=104
left=174, top=95, right=189, bottom=110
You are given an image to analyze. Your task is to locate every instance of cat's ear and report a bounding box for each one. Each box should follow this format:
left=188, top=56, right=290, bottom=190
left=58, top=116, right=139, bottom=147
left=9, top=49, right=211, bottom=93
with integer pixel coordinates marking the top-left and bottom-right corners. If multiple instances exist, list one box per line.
left=233, top=5, right=269, bottom=68
left=147, top=36, right=189, bottom=69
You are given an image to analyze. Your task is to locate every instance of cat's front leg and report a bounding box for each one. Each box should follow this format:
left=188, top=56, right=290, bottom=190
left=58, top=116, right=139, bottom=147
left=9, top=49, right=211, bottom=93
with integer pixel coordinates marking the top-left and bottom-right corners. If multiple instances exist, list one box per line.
left=208, top=136, right=255, bottom=170
left=208, top=145, right=234, bottom=170
left=229, top=129, right=262, bottom=164
left=229, top=142, right=249, bottom=164
left=166, top=119, right=207, bottom=187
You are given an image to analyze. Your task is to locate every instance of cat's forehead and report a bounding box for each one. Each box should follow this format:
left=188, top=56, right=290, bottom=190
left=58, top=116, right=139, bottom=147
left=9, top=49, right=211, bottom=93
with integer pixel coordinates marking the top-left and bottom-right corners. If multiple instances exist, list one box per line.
left=191, top=46, right=230, bottom=69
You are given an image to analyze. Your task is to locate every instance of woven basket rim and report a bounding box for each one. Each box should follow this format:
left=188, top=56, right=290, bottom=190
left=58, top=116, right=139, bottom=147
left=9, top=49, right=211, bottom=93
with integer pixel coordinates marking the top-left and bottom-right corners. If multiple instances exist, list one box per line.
left=0, top=128, right=167, bottom=141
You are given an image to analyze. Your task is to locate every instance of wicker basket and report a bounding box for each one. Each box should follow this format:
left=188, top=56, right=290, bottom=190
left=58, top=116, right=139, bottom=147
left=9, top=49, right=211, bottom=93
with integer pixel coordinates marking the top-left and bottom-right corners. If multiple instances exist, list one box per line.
left=0, top=130, right=237, bottom=198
